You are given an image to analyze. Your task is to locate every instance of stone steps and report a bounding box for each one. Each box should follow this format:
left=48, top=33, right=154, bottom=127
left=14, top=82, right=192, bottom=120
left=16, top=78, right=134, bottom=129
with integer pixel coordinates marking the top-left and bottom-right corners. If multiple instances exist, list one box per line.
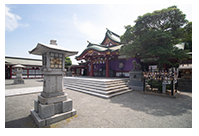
left=64, top=78, right=126, bottom=86
left=63, top=77, right=131, bottom=98
left=64, top=81, right=127, bottom=91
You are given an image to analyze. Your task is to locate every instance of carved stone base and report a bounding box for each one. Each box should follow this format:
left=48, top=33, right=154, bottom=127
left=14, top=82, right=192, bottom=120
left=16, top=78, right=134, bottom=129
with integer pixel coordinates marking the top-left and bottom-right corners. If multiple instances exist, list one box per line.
left=13, top=78, right=24, bottom=84
left=31, top=96, right=76, bottom=127
left=31, top=108, right=76, bottom=127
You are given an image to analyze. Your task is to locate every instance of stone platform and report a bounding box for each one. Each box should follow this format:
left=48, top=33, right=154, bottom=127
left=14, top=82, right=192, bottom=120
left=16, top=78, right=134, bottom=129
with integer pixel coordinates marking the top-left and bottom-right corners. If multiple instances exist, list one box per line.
left=64, top=77, right=131, bottom=98
left=30, top=108, right=76, bottom=127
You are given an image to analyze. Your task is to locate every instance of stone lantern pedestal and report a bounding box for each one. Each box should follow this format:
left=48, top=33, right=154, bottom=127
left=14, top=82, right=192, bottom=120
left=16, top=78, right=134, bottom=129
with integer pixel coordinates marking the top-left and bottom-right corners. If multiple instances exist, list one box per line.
left=127, top=60, right=143, bottom=91
left=128, top=70, right=143, bottom=91
left=29, top=40, right=78, bottom=127
left=13, top=64, right=25, bottom=84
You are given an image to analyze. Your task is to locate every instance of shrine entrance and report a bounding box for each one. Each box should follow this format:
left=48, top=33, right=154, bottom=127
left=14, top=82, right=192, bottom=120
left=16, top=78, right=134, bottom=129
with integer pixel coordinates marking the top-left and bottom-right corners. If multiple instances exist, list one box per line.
left=92, top=63, right=106, bottom=77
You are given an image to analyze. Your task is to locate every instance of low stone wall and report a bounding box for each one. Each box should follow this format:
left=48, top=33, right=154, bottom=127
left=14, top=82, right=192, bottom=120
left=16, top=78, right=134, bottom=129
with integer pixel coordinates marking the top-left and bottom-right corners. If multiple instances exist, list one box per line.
left=177, top=79, right=192, bottom=92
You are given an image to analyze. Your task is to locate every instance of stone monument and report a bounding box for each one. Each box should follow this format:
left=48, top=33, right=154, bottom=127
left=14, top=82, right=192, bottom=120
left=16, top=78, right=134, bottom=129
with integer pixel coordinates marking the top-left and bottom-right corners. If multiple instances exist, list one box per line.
left=13, top=64, right=25, bottom=84
left=128, top=60, right=143, bottom=91
left=29, top=40, right=78, bottom=127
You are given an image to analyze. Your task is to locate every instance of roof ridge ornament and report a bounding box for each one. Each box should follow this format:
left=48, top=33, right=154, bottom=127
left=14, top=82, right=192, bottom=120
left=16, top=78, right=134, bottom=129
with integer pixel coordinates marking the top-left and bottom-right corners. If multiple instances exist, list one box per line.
left=106, top=28, right=120, bottom=38
left=106, top=28, right=112, bottom=35
left=50, top=39, right=57, bottom=45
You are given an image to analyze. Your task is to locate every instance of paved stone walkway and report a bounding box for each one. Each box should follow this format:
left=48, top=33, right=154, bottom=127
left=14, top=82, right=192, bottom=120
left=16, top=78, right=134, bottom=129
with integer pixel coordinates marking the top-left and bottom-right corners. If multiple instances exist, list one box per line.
left=5, top=86, right=42, bottom=97
left=5, top=79, right=43, bottom=90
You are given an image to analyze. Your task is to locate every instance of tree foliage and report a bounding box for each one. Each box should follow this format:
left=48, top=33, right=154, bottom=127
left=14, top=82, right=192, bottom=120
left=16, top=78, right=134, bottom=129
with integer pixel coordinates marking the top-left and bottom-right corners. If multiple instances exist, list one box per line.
left=120, top=5, right=191, bottom=68
left=65, top=57, right=72, bottom=67
left=181, top=22, right=192, bottom=51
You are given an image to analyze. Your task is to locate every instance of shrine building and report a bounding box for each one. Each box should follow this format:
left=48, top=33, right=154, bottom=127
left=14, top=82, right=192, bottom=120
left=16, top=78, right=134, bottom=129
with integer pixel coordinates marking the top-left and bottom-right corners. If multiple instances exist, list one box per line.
left=5, top=56, right=43, bottom=79
left=73, top=28, right=138, bottom=77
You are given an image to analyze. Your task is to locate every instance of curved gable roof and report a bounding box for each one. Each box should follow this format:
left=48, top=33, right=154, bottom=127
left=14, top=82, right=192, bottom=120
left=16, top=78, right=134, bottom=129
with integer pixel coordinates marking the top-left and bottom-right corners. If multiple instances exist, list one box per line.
left=75, top=29, right=122, bottom=60
left=101, top=29, right=121, bottom=45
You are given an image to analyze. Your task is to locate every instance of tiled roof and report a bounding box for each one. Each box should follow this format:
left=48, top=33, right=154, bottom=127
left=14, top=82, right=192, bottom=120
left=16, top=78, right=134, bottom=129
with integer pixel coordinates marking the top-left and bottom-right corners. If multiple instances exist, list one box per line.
left=76, top=29, right=122, bottom=59
left=75, top=44, right=121, bottom=59
left=101, top=29, right=121, bottom=45
left=29, top=42, right=78, bottom=57
left=5, top=56, right=42, bottom=66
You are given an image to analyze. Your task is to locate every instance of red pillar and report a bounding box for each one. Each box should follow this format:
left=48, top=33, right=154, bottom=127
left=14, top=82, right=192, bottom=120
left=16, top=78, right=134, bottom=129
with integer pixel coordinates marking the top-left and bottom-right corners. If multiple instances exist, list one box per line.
left=10, top=66, right=12, bottom=79
left=87, top=66, right=89, bottom=76
left=91, top=61, right=94, bottom=77
left=106, top=59, right=109, bottom=77
left=27, top=69, right=29, bottom=78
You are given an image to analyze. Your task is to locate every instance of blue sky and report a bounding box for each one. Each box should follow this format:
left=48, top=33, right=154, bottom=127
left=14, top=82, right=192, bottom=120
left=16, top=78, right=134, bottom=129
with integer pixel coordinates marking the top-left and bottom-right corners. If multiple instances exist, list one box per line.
left=5, top=4, right=192, bottom=64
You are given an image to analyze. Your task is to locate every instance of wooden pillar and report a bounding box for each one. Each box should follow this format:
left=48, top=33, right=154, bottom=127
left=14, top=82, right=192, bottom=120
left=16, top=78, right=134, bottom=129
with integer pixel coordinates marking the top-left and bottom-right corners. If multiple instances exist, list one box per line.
left=91, top=61, right=94, bottom=77
left=171, top=65, right=174, bottom=96
left=106, top=59, right=109, bottom=77
left=163, top=64, right=166, bottom=70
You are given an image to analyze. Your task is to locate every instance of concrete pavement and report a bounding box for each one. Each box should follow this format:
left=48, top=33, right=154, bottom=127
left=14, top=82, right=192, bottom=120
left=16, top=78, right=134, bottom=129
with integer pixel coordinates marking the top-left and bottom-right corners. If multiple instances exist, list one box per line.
left=5, top=79, right=43, bottom=97
left=5, top=78, right=192, bottom=128
left=5, top=78, right=43, bottom=90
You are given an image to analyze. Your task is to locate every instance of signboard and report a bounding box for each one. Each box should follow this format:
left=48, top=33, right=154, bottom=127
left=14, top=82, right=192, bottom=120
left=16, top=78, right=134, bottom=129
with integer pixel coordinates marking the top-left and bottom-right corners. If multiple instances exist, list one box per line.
left=149, top=65, right=157, bottom=71
left=119, top=61, right=124, bottom=69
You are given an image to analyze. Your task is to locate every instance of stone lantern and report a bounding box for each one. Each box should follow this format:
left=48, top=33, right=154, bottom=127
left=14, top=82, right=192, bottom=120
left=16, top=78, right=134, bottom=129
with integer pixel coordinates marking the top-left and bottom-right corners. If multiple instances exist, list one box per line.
left=29, top=40, right=78, bottom=127
left=13, top=64, right=25, bottom=84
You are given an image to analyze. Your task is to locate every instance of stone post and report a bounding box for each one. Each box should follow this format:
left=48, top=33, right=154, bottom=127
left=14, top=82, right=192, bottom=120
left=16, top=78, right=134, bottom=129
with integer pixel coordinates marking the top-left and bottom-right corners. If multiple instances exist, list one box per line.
left=162, top=82, right=166, bottom=94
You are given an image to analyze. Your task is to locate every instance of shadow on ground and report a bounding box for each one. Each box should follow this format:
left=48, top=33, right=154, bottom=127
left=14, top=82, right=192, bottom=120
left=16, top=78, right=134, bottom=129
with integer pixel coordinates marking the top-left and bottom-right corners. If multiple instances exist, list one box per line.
left=5, top=115, right=38, bottom=128
left=36, top=79, right=43, bottom=82
left=5, top=83, right=14, bottom=86
left=110, top=91, right=192, bottom=117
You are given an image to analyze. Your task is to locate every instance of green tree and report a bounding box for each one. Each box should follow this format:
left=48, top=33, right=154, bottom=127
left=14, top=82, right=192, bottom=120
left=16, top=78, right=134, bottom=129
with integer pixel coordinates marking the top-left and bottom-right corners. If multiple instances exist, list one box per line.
left=120, top=5, right=191, bottom=69
left=65, top=57, right=72, bottom=67
left=181, top=22, right=192, bottom=51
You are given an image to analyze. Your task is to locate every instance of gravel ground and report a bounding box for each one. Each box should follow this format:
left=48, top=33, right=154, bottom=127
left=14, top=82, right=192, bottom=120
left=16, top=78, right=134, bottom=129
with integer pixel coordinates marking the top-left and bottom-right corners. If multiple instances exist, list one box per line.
left=5, top=88, right=192, bottom=128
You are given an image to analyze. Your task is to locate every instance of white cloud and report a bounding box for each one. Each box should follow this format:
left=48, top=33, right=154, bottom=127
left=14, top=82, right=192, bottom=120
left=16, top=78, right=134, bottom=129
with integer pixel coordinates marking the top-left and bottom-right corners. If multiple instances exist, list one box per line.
left=72, top=5, right=144, bottom=42
left=73, top=4, right=192, bottom=44
left=19, top=23, right=30, bottom=28
left=5, top=5, right=22, bottom=31
left=5, top=5, right=29, bottom=32
left=73, top=13, right=105, bottom=42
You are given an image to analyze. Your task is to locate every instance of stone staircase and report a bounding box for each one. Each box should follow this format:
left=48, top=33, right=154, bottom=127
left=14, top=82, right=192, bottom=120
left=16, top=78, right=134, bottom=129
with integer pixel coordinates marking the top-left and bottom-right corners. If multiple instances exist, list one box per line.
left=63, top=77, right=132, bottom=99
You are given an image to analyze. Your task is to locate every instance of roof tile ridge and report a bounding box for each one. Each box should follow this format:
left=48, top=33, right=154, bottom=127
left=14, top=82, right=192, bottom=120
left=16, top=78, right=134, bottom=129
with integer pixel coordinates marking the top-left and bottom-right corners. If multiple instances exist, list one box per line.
left=87, top=41, right=108, bottom=48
